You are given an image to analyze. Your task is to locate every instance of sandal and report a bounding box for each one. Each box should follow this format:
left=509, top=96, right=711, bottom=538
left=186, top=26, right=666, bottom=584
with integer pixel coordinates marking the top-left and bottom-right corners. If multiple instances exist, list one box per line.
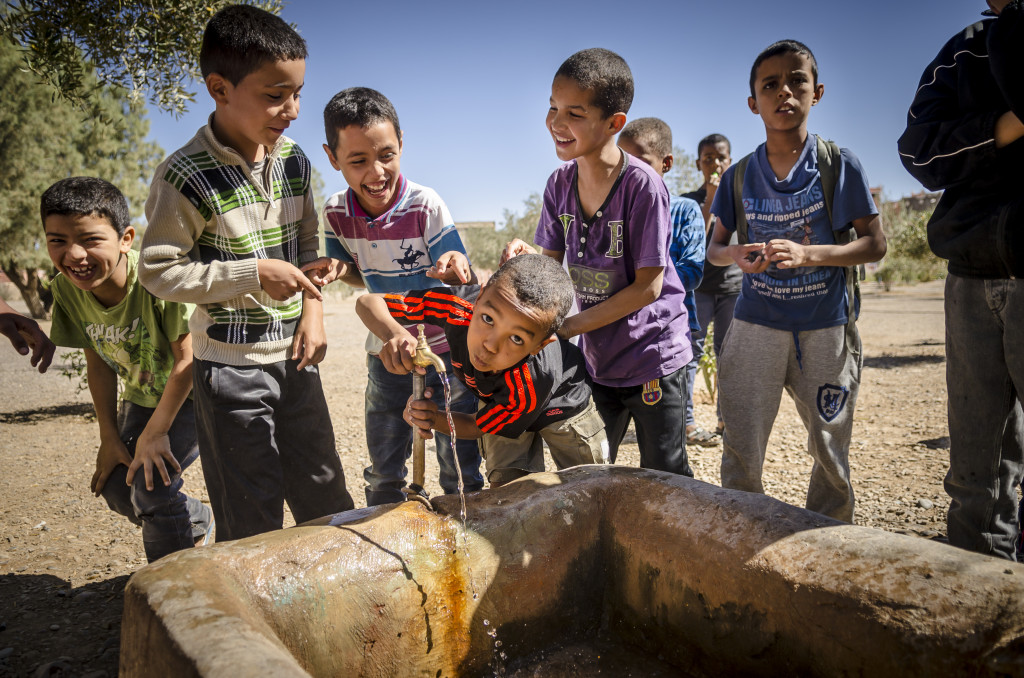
left=687, top=426, right=721, bottom=448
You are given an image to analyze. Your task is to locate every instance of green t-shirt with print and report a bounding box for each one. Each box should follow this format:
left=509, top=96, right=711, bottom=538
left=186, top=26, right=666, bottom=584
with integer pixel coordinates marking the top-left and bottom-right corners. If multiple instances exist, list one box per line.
left=50, top=249, right=193, bottom=409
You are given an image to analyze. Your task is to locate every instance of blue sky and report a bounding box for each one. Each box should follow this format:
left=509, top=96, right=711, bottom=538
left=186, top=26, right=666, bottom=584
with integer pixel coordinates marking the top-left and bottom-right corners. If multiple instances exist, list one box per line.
left=147, top=0, right=979, bottom=225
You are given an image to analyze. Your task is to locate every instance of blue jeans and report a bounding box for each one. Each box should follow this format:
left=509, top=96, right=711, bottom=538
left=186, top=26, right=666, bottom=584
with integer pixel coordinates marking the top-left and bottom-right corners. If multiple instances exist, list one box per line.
left=364, top=354, right=483, bottom=506
left=944, top=275, right=1024, bottom=560
left=101, top=399, right=211, bottom=562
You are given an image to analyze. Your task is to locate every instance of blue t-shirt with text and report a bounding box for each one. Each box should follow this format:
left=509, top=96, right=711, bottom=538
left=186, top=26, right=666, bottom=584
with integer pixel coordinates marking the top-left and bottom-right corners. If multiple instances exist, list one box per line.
left=710, top=134, right=877, bottom=332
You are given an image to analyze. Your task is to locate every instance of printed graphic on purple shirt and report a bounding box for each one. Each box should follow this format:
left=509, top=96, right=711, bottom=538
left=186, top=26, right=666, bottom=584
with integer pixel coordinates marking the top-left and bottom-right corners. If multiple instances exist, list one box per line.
left=534, top=155, right=691, bottom=388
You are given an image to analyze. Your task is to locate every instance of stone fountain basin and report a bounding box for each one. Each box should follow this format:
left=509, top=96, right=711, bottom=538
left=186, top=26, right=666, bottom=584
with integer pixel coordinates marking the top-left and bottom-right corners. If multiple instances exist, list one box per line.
left=121, top=466, right=1024, bottom=677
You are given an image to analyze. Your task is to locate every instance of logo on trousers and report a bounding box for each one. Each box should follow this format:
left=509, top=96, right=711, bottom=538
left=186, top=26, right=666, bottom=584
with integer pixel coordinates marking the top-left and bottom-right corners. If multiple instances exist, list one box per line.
left=642, top=379, right=662, bottom=405
left=817, top=383, right=849, bottom=422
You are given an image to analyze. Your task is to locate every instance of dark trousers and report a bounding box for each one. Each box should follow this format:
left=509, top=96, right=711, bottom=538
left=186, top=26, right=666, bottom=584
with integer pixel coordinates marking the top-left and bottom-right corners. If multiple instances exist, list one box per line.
left=592, top=366, right=692, bottom=477
left=193, top=357, right=354, bottom=542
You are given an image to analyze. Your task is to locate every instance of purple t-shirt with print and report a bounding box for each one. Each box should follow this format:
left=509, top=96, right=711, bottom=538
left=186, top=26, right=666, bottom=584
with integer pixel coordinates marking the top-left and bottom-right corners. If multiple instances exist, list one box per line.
left=534, top=153, right=691, bottom=388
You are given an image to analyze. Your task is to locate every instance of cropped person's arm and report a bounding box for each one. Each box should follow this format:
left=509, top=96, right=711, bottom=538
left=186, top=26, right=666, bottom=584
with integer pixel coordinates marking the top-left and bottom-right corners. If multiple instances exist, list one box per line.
left=355, top=293, right=418, bottom=374
left=559, top=266, right=664, bottom=339
left=897, top=32, right=1010, bottom=190
left=129, top=334, right=193, bottom=490
left=0, top=299, right=55, bottom=373
left=85, top=349, right=133, bottom=496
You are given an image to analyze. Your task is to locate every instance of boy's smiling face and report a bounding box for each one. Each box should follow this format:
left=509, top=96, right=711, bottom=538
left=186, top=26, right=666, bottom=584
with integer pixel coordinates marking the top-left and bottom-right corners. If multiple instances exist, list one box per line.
left=45, top=213, right=134, bottom=307
left=207, top=58, right=305, bottom=163
left=466, top=281, right=555, bottom=374
left=324, top=120, right=403, bottom=219
left=547, top=76, right=620, bottom=162
left=748, top=52, right=823, bottom=133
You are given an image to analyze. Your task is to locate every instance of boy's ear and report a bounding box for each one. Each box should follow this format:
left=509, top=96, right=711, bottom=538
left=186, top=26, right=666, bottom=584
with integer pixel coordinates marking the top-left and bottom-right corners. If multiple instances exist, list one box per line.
left=530, top=335, right=557, bottom=355
left=121, top=225, right=136, bottom=252
left=812, top=82, right=825, bottom=106
left=662, top=153, right=674, bottom=176
left=748, top=96, right=759, bottom=115
left=607, top=112, right=627, bottom=136
left=323, top=143, right=342, bottom=171
left=206, top=73, right=230, bottom=104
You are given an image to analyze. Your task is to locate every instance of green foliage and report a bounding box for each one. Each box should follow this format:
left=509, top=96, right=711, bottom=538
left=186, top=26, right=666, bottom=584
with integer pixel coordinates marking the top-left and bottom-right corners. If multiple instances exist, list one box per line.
left=461, top=193, right=544, bottom=274
left=664, top=145, right=702, bottom=196
left=0, top=39, right=163, bottom=317
left=1, top=0, right=284, bottom=116
left=875, top=203, right=946, bottom=289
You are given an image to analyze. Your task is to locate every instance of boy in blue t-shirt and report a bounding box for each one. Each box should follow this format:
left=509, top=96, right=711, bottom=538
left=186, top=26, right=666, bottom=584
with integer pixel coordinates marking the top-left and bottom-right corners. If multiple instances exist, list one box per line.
left=42, top=177, right=211, bottom=562
left=302, top=87, right=483, bottom=505
left=707, top=40, right=886, bottom=522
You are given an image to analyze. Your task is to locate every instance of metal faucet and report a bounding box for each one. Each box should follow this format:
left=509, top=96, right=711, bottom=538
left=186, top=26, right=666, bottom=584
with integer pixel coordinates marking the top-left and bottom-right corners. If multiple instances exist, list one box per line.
left=405, top=324, right=445, bottom=508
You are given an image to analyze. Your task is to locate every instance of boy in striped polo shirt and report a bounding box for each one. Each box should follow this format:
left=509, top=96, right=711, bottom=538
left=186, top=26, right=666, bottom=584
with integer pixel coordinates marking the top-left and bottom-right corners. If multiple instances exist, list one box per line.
left=355, top=254, right=609, bottom=487
left=139, top=5, right=354, bottom=541
left=302, top=87, right=483, bottom=505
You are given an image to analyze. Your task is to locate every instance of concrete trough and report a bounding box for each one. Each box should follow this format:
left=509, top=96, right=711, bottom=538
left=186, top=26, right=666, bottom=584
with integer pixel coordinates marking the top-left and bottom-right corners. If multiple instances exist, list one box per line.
left=120, top=466, right=1024, bottom=677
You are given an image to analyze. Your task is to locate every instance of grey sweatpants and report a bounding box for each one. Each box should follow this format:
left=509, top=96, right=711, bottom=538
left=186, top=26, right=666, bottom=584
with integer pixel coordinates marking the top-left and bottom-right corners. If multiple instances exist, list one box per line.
left=719, top=319, right=861, bottom=522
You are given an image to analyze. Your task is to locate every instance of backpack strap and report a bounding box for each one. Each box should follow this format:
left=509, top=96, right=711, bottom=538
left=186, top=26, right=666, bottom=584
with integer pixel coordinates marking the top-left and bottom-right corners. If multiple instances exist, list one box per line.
left=731, top=153, right=754, bottom=244
left=815, top=134, right=861, bottom=351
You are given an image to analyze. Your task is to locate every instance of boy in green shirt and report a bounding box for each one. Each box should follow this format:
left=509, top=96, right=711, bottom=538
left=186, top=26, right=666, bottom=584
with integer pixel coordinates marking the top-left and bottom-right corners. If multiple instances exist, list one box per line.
left=43, top=177, right=211, bottom=562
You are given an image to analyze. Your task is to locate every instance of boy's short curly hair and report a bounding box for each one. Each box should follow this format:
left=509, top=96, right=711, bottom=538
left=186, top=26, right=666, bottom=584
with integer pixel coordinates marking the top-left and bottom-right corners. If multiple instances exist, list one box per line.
left=486, top=254, right=575, bottom=338
left=40, top=177, right=130, bottom=237
left=199, top=4, right=307, bottom=85
left=697, top=133, right=731, bottom=156
left=323, top=87, right=401, bottom=152
left=554, top=48, right=633, bottom=119
left=620, top=117, right=673, bottom=158
left=749, top=39, right=818, bottom=98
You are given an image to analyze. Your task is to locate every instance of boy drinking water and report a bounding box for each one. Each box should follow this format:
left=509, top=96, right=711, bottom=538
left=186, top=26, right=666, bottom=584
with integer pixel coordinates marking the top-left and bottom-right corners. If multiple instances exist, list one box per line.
left=302, top=86, right=484, bottom=505
left=506, top=48, right=693, bottom=475
left=707, top=40, right=886, bottom=522
left=139, top=5, right=353, bottom=541
left=43, top=177, right=211, bottom=562
left=356, top=254, right=609, bottom=487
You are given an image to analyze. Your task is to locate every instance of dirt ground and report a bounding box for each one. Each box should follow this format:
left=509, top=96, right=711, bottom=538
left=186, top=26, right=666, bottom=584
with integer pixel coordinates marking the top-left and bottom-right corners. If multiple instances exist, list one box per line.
left=0, top=279, right=951, bottom=677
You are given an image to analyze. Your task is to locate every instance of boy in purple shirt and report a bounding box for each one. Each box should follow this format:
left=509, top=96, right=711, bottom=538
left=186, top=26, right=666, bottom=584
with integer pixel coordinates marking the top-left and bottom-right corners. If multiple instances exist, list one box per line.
left=506, top=48, right=693, bottom=476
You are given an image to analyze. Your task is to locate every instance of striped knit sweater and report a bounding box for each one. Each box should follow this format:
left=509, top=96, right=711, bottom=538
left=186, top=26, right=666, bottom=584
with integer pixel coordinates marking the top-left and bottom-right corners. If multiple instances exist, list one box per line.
left=139, top=121, right=319, bottom=366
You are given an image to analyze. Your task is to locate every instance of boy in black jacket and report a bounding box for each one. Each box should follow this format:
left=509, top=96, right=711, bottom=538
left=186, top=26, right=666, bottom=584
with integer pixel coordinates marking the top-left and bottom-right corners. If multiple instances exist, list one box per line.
left=898, top=0, right=1024, bottom=561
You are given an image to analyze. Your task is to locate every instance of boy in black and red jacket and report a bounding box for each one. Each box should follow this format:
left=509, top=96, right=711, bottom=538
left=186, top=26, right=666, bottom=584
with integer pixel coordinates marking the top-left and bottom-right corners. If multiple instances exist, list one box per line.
left=356, top=253, right=609, bottom=487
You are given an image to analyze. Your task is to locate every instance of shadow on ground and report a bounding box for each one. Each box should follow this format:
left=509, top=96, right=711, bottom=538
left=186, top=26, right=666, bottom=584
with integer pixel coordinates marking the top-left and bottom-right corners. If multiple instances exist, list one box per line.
left=0, top=403, right=94, bottom=425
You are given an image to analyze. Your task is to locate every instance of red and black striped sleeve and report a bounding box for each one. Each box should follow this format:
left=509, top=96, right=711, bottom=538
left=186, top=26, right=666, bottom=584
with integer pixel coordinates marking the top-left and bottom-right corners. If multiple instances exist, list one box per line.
left=383, top=288, right=473, bottom=328
left=475, top=363, right=546, bottom=437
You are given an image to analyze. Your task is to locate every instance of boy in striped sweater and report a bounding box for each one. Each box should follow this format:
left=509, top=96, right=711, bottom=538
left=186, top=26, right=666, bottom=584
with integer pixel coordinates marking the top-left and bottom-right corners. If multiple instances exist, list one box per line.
left=355, top=254, right=609, bottom=488
left=139, top=5, right=353, bottom=541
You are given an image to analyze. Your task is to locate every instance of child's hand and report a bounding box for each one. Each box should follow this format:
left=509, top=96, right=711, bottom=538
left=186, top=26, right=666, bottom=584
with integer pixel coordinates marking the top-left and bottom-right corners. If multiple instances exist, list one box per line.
left=732, top=243, right=770, bottom=274
left=0, top=312, right=55, bottom=373
left=258, top=260, right=323, bottom=301
left=764, top=239, right=809, bottom=269
left=127, top=429, right=182, bottom=492
left=293, top=309, right=327, bottom=369
left=427, top=251, right=471, bottom=284
left=706, top=171, right=722, bottom=200
left=404, top=389, right=439, bottom=439
left=91, top=437, right=134, bottom=496
left=378, top=330, right=419, bottom=375
left=500, top=238, right=537, bottom=266
left=300, top=257, right=345, bottom=287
